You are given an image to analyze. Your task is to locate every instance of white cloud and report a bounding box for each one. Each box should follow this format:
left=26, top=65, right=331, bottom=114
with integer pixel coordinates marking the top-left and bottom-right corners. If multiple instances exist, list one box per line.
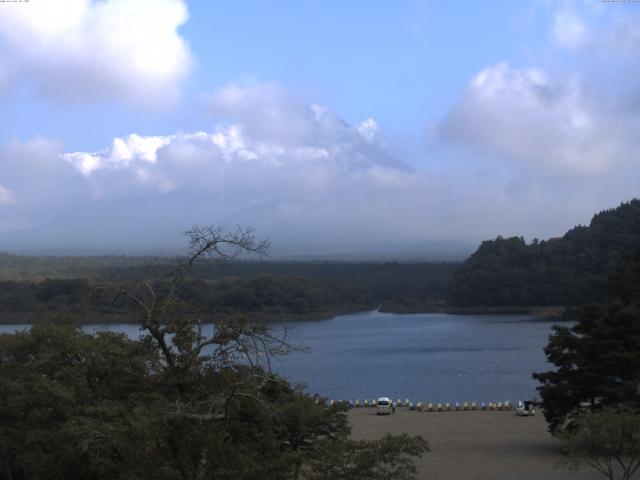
left=547, top=2, right=640, bottom=56
left=550, top=9, right=589, bottom=49
left=63, top=83, right=409, bottom=196
left=64, top=133, right=172, bottom=176
left=439, top=62, right=628, bottom=174
left=1, top=82, right=639, bottom=252
left=0, top=137, right=88, bottom=232
left=62, top=118, right=408, bottom=198
left=0, top=186, right=16, bottom=206
left=0, top=84, right=446, bottom=248
left=355, top=118, right=380, bottom=143
left=547, top=4, right=640, bottom=115
left=204, top=82, right=366, bottom=148
left=0, top=0, right=191, bottom=107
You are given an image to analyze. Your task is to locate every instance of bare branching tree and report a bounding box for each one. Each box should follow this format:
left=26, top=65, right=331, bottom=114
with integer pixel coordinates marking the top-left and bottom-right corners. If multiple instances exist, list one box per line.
left=110, top=225, right=299, bottom=420
left=562, top=408, right=640, bottom=480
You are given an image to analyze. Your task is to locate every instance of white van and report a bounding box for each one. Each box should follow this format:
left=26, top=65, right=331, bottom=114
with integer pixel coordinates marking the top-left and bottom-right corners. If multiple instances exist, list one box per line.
left=377, top=397, right=391, bottom=415
left=516, top=400, right=536, bottom=416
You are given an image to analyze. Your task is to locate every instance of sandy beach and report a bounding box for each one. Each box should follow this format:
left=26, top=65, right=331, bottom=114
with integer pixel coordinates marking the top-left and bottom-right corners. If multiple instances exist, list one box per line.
left=348, top=408, right=601, bottom=480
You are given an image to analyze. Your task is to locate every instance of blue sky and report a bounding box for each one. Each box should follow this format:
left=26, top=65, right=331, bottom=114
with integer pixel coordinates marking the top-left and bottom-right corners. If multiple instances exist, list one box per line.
left=6, top=1, right=534, bottom=153
left=0, top=0, right=639, bottom=253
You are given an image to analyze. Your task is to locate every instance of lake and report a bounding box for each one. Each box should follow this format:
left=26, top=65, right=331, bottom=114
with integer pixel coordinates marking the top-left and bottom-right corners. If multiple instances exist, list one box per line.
left=0, top=310, right=560, bottom=404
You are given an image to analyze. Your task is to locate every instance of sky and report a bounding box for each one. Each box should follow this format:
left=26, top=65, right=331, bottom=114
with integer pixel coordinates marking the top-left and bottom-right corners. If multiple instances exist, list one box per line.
left=0, top=0, right=639, bottom=254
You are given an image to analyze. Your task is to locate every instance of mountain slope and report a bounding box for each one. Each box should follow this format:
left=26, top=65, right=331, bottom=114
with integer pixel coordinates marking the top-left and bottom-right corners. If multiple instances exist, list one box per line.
left=446, top=199, right=640, bottom=307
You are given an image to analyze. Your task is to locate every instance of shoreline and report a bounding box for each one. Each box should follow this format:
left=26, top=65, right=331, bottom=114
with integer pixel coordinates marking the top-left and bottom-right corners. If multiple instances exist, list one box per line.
left=0, top=306, right=372, bottom=326
left=0, top=305, right=574, bottom=326
left=381, top=305, right=573, bottom=320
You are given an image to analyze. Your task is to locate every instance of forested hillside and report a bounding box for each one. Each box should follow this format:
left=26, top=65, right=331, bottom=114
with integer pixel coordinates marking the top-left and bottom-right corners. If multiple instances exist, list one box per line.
left=0, top=257, right=457, bottom=323
left=447, top=199, right=640, bottom=307
left=5, top=198, right=638, bottom=318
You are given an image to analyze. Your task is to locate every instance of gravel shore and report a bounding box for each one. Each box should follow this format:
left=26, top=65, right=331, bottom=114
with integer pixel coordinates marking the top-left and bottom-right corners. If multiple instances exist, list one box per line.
left=348, top=408, right=601, bottom=480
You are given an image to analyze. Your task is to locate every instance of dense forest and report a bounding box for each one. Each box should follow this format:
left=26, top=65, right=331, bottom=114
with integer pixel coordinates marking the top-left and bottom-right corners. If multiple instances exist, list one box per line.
left=2, top=198, right=639, bottom=322
left=0, top=256, right=457, bottom=323
left=447, top=199, right=640, bottom=307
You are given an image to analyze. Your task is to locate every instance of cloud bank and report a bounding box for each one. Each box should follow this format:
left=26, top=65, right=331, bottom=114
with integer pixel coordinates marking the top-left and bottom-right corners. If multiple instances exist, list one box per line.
left=1, top=73, right=639, bottom=253
left=45, top=84, right=445, bottom=250
left=2, top=1, right=640, bottom=254
left=0, top=0, right=191, bottom=107
left=439, top=62, right=630, bottom=174
left=438, top=1, right=640, bottom=180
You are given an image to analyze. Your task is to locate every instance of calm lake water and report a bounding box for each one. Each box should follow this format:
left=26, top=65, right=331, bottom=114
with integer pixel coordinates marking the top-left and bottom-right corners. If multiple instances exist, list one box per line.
left=0, top=310, right=560, bottom=403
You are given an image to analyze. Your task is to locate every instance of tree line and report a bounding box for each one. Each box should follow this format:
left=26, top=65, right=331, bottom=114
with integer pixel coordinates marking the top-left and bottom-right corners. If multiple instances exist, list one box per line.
left=447, top=199, right=640, bottom=307
left=0, top=260, right=457, bottom=322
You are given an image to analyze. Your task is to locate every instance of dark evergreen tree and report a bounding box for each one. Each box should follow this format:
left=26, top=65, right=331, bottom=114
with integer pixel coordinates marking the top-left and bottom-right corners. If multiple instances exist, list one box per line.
left=533, top=301, right=640, bottom=432
left=533, top=248, right=640, bottom=433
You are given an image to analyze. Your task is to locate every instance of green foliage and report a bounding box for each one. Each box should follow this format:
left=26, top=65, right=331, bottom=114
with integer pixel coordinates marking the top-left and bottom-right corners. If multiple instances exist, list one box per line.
left=448, top=199, right=640, bottom=307
left=308, top=433, right=429, bottom=480
left=0, top=226, right=429, bottom=479
left=562, top=408, right=640, bottom=480
left=0, top=321, right=426, bottom=480
left=0, top=262, right=458, bottom=322
left=534, top=246, right=640, bottom=434
left=0, top=323, right=163, bottom=480
left=0, top=252, right=157, bottom=282
left=176, top=275, right=374, bottom=315
left=534, top=301, right=640, bottom=433
left=609, top=249, right=640, bottom=306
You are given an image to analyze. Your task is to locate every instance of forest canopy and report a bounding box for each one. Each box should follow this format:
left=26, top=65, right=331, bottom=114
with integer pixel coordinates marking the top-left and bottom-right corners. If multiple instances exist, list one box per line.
left=447, top=199, right=640, bottom=307
left=0, top=259, right=457, bottom=323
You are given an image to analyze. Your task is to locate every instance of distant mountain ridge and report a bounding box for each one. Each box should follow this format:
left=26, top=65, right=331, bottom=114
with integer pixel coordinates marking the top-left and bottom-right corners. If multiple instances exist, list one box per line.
left=446, top=199, right=640, bottom=307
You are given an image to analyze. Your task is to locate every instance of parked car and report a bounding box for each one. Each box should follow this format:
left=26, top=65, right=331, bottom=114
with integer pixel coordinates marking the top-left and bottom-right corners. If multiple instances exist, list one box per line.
left=377, top=397, right=392, bottom=415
